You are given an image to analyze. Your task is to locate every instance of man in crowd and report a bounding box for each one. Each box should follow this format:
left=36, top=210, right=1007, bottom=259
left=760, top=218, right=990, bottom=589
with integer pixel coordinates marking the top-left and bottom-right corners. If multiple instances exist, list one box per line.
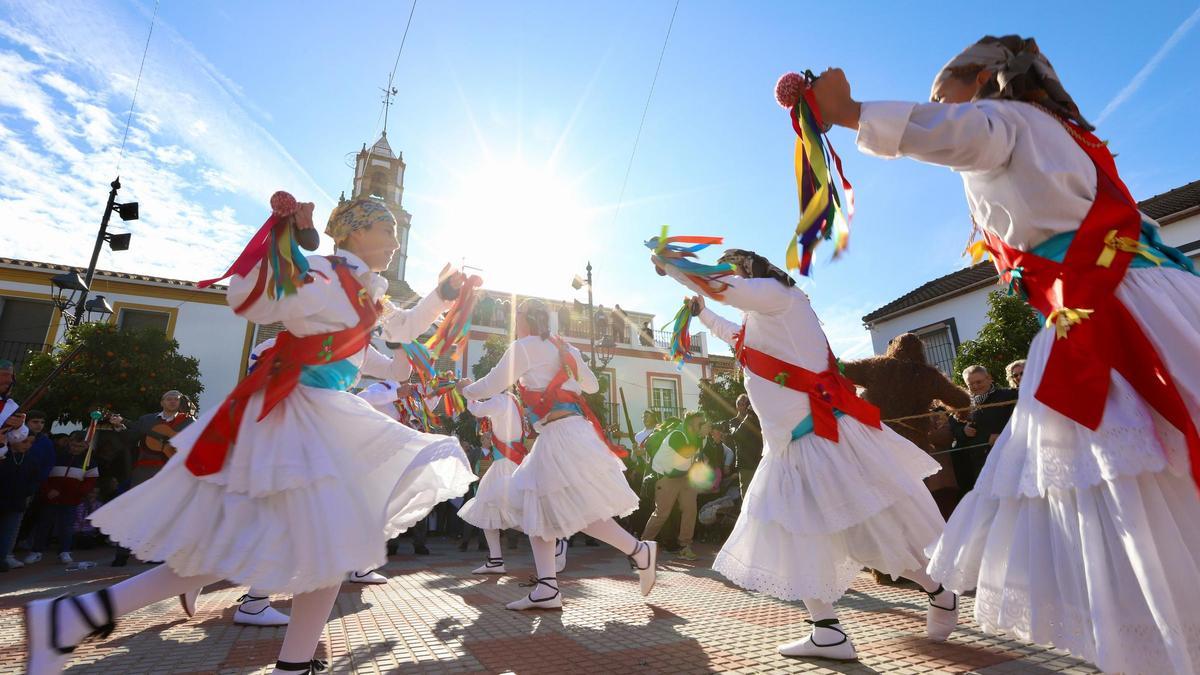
left=112, top=390, right=196, bottom=567
left=641, top=411, right=707, bottom=561
left=25, top=430, right=98, bottom=565
left=0, top=431, right=51, bottom=571
left=951, top=365, right=1018, bottom=495
left=729, top=395, right=762, bottom=495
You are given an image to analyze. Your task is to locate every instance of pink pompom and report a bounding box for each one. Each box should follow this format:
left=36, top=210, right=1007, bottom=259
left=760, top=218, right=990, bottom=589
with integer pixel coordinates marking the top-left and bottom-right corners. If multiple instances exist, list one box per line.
left=775, top=71, right=806, bottom=109
left=270, top=190, right=298, bottom=218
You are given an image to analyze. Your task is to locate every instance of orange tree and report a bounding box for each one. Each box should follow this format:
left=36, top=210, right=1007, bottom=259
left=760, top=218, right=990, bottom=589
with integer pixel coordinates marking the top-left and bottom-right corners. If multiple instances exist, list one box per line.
left=21, top=322, right=203, bottom=426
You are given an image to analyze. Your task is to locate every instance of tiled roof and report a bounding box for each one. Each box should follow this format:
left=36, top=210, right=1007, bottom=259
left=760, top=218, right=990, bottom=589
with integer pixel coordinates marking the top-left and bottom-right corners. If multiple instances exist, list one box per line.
left=861, top=180, right=1200, bottom=324
left=1139, top=179, right=1200, bottom=222
left=861, top=262, right=998, bottom=324
left=0, top=257, right=226, bottom=291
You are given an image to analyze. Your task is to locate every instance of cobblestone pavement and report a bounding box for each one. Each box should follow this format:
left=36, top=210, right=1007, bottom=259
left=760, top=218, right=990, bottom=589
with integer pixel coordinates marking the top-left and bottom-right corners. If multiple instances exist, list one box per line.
left=0, top=540, right=1100, bottom=674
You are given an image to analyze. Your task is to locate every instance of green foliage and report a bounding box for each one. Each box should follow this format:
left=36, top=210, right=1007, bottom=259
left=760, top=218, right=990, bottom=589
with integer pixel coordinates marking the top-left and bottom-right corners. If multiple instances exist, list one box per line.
left=952, top=290, right=1040, bottom=386
left=472, top=336, right=509, bottom=380
left=21, top=322, right=203, bottom=426
left=698, top=371, right=745, bottom=423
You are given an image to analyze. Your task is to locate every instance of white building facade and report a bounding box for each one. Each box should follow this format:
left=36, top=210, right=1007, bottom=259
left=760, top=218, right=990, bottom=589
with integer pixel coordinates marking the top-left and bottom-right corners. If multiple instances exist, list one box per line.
left=863, top=180, right=1200, bottom=374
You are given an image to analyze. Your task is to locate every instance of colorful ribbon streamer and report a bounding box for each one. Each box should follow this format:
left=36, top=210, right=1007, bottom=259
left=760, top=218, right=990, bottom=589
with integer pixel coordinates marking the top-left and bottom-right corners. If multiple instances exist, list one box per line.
left=663, top=299, right=694, bottom=368
left=401, top=341, right=437, bottom=386
left=425, top=276, right=483, bottom=362
left=777, top=71, right=854, bottom=276
left=644, top=228, right=736, bottom=299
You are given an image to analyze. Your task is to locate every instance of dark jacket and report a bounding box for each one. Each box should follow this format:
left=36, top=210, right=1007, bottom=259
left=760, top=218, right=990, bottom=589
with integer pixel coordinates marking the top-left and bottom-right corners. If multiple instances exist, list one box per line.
left=0, top=436, right=54, bottom=511
left=953, top=388, right=1019, bottom=449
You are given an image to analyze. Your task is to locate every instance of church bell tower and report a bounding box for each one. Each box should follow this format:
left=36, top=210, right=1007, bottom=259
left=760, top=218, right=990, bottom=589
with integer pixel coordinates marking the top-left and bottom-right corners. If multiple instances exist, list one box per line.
left=346, top=131, right=412, bottom=298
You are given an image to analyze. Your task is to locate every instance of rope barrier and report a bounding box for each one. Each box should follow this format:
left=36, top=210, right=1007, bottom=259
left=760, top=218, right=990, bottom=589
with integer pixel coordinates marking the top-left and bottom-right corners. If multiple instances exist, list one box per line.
left=881, top=398, right=1017, bottom=424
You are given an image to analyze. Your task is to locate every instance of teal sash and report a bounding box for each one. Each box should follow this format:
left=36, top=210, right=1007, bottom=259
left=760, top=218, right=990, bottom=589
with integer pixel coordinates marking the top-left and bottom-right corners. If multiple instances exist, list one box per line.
left=299, top=359, right=360, bottom=391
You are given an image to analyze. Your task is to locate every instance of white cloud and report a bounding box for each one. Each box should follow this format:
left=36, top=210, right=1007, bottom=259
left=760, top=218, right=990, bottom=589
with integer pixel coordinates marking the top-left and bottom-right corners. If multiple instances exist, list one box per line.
left=1096, top=6, right=1200, bottom=125
left=0, top=1, right=334, bottom=282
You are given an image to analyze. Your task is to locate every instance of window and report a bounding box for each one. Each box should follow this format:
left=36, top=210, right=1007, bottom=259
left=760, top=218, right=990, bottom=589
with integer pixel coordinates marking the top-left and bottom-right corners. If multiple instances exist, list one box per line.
left=118, top=308, right=170, bottom=334
left=0, top=296, right=53, bottom=372
left=916, top=324, right=957, bottom=376
left=650, top=376, right=681, bottom=420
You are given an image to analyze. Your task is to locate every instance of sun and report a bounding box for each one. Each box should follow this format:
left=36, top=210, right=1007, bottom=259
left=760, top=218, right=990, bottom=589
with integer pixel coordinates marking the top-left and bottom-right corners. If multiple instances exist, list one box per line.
left=440, top=158, right=597, bottom=294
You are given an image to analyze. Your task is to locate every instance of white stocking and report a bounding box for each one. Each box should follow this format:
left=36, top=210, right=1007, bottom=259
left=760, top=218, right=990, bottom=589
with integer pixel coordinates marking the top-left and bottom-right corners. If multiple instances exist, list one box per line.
left=276, top=584, right=339, bottom=665
left=581, top=518, right=641, bottom=559
left=528, top=536, right=558, bottom=600
left=59, top=564, right=221, bottom=646
left=241, top=586, right=275, bottom=612
left=484, top=529, right=503, bottom=560
left=802, top=598, right=838, bottom=622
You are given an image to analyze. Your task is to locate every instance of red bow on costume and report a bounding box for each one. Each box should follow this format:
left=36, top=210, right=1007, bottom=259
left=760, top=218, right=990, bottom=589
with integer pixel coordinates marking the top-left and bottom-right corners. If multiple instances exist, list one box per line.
left=186, top=262, right=379, bottom=476
left=736, top=329, right=880, bottom=442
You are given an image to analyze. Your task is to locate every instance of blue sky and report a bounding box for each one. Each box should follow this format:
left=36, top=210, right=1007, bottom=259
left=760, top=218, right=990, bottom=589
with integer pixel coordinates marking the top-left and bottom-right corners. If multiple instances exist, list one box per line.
left=2, top=0, right=1198, bottom=357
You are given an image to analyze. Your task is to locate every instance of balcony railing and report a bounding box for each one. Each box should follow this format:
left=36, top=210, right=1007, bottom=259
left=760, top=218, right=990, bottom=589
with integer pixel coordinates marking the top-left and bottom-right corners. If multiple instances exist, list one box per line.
left=650, top=330, right=702, bottom=354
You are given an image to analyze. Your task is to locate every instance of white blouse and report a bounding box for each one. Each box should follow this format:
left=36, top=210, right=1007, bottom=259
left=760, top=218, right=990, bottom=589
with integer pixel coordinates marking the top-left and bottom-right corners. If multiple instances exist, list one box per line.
left=661, top=265, right=831, bottom=456
left=462, top=336, right=597, bottom=402
left=227, top=250, right=450, bottom=384
left=467, top=394, right=523, bottom=444
left=856, top=99, right=1104, bottom=250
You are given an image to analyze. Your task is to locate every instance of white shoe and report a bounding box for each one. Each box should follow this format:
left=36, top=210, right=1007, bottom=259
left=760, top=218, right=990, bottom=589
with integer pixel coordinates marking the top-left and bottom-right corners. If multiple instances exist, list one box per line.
left=926, top=585, right=958, bottom=641
left=348, top=570, right=388, bottom=584
left=778, top=620, right=857, bottom=661
left=24, top=551, right=42, bottom=565
left=25, top=589, right=115, bottom=675
left=505, top=577, right=562, bottom=611
left=58, top=553, right=73, bottom=564
left=555, top=538, right=567, bottom=573
left=472, top=558, right=506, bottom=574
left=234, top=594, right=290, bottom=627
left=179, top=587, right=202, bottom=618
left=5, top=555, right=24, bottom=569
left=629, top=541, right=657, bottom=596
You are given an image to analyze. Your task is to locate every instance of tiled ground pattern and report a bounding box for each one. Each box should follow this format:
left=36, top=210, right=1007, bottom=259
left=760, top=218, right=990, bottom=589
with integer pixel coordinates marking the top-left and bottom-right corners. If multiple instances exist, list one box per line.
left=0, top=542, right=1101, bottom=674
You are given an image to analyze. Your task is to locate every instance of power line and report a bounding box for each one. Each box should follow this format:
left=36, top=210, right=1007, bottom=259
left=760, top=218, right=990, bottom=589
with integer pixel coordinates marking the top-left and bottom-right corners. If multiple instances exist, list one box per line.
left=383, top=0, right=419, bottom=136
left=610, top=0, right=680, bottom=229
left=115, top=0, right=160, bottom=173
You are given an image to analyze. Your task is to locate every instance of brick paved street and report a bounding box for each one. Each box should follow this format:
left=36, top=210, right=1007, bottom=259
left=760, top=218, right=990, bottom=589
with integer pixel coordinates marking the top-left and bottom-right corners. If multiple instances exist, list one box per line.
left=0, top=540, right=1100, bottom=674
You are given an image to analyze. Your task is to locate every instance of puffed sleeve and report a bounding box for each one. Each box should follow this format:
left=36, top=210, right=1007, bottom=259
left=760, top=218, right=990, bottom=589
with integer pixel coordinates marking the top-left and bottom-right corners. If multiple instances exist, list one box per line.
left=657, top=261, right=792, bottom=315
left=360, top=345, right=413, bottom=382
left=698, top=307, right=742, bottom=347
left=379, top=290, right=453, bottom=344
left=462, top=341, right=530, bottom=401
left=225, top=256, right=338, bottom=325
left=856, top=100, right=1020, bottom=173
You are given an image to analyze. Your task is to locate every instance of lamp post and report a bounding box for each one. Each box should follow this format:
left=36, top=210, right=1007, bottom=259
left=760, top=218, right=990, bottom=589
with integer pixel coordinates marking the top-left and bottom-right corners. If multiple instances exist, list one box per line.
left=571, top=262, right=597, bottom=366
left=49, top=272, right=113, bottom=328
left=74, top=177, right=136, bottom=324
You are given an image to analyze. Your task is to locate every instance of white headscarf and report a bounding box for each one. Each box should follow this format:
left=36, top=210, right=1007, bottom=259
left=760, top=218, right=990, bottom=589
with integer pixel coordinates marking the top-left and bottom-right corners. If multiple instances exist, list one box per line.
left=932, top=36, right=1093, bottom=131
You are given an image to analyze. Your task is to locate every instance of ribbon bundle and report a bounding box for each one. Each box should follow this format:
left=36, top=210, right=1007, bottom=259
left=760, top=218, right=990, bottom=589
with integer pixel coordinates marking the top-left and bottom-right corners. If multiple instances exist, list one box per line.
left=427, top=370, right=467, bottom=419
left=774, top=71, right=854, bottom=276
left=199, top=191, right=311, bottom=308
left=645, top=228, right=736, bottom=299
left=663, top=299, right=695, bottom=367
left=400, top=341, right=437, bottom=387
left=425, top=275, right=483, bottom=362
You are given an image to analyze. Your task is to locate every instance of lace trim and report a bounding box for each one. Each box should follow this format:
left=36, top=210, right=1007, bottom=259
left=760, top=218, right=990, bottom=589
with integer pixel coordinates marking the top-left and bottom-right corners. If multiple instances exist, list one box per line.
left=712, top=548, right=861, bottom=604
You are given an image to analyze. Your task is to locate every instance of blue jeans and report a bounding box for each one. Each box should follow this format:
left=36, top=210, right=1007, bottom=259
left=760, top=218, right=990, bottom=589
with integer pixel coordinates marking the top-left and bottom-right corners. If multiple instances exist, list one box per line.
left=0, top=510, right=24, bottom=558
left=32, top=504, right=77, bottom=554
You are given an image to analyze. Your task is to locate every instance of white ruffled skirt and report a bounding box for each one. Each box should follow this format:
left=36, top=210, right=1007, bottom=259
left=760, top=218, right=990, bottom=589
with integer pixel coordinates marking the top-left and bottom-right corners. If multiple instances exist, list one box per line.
left=90, top=385, right=476, bottom=595
left=458, top=456, right=522, bottom=531
left=509, top=416, right=639, bottom=540
left=713, top=417, right=944, bottom=603
left=928, top=267, right=1200, bottom=675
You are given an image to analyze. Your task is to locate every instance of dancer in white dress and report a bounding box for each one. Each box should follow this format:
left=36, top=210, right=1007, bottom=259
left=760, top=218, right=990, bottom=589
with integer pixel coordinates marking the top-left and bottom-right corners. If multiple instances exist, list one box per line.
left=456, top=299, right=656, bottom=610
left=458, top=392, right=527, bottom=575
left=813, top=35, right=1200, bottom=674
left=653, top=249, right=957, bottom=661
left=23, top=195, right=476, bottom=675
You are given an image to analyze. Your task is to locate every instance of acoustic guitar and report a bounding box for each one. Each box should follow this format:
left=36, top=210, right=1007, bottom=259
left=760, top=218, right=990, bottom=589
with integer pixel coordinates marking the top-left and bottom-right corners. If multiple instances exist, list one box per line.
left=143, top=415, right=192, bottom=458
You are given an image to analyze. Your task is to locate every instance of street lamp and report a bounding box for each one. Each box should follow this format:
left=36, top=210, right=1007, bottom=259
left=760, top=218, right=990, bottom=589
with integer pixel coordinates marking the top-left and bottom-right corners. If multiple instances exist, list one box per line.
left=570, top=262, right=598, bottom=366
left=73, top=177, right=136, bottom=324
left=596, top=334, right=616, bottom=369
left=49, top=272, right=115, bottom=327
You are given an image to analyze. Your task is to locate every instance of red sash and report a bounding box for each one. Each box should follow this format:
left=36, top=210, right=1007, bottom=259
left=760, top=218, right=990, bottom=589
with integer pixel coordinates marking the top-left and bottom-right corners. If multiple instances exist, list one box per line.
left=517, top=336, right=628, bottom=459
left=479, top=417, right=528, bottom=464
left=983, top=121, right=1200, bottom=489
left=735, top=328, right=880, bottom=443
left=186, top=260, right=381, bottom=476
